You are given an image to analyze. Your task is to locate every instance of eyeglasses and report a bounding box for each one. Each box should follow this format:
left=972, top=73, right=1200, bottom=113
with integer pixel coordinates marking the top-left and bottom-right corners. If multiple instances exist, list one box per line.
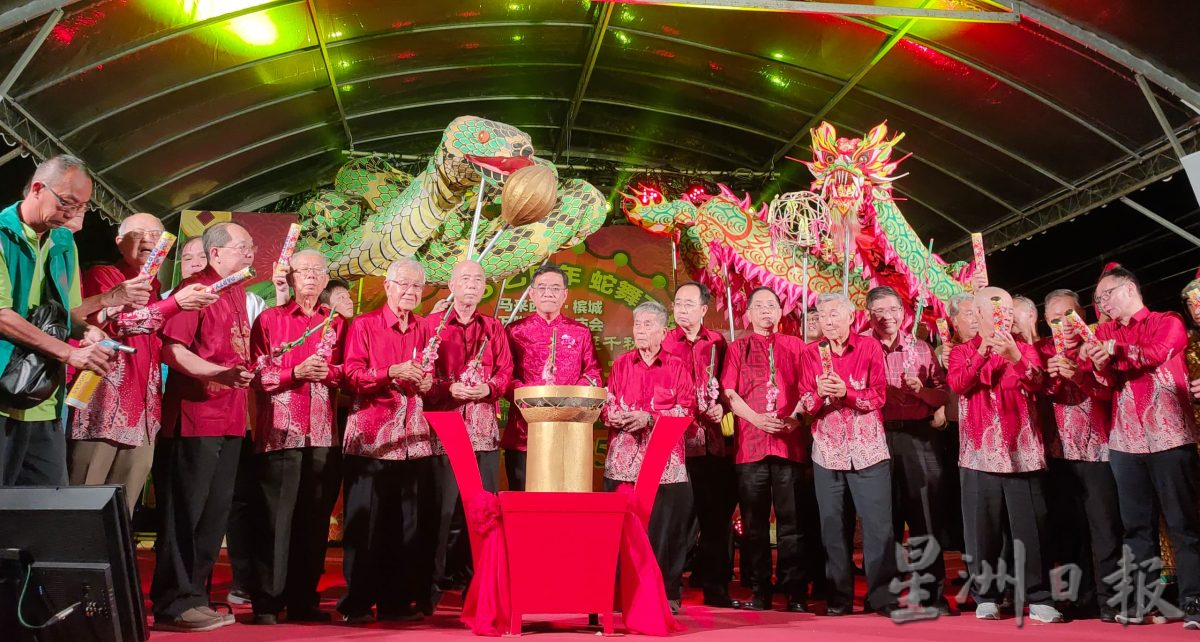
left=44, top=185, right=88, bottom=214
left=123, top=229, right=165, bottom=241
left=532, top=286, right=565, bottom=295
left=674, top=301, right=702, bottom=311
left=1095, top=282, right=1128, bottom=304
left=868, top=306, right=903, bottom=317
left=386, top=280, right=424, bottom=292
left=217, top=243, right=257, bottom=255
left=292, top=267, right=326, bottom=277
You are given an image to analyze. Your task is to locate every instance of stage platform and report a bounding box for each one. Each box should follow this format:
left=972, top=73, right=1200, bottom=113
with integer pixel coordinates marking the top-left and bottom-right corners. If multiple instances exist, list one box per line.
left=135, top=547, right=1198, bottom=641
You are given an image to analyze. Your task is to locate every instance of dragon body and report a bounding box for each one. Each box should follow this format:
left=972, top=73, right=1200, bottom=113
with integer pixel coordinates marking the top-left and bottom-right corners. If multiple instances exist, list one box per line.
left=300, top=116, right=607, bottom=283
left=624, top=121, right=973, bottom=326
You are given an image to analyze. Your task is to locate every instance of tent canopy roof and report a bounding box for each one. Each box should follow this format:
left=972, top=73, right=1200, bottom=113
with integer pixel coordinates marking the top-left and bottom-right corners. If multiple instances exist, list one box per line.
left=1, top=0, right=1198, bottom=263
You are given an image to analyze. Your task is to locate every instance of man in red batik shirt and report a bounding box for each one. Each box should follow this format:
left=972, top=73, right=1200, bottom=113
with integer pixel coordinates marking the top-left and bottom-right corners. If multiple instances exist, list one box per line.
left=425, top=259, right=513, bottom=595
left=1038, top=288, right=1122, bottom=623
left=603, top=300, right=696, bottom=614
left=68, top=213, right=216, bottom=515
left=338, top=258, right=435, bottom=624
left=799, top=293, right=897, bottom=617
left=866, top=285, right=951, bottom=614
left=722, top=287, right=811, bottom=613
left=502, top=263, right=601, bottom=490
left=151, top=221, right=257, bottom=632
left=246, top=249, right=345, bottom=625
left=1086, top=265, right=1200, bottom=628
left=663, top=281, right=735, bottom=608
left=948, top=286, right=1062, bottom=624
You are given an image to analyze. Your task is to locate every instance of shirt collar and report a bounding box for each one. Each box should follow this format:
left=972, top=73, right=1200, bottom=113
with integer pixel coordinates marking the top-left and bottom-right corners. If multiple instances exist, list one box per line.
left=634, top=347, right=666, bottom=368
left=285, top=300, right=329, bottom=318
left=382, top=304, right=419, bottom=332
left=1126, top=306, right=1151, bottom=326
left=447, top=306, right=481, bottom=328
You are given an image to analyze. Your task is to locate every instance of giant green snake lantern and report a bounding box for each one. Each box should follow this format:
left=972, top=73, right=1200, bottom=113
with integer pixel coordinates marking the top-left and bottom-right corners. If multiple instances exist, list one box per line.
left=299, top=116, right=608, bottom=283
left=623, top=121, right=976, bottom=329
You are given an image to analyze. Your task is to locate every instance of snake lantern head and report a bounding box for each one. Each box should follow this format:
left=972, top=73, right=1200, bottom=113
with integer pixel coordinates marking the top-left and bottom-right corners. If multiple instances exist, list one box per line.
left=436, top=115, right=538, bottom=190
left=621, top=183, right=683, bottom=236
left=802, top=121, right=908, bottom=223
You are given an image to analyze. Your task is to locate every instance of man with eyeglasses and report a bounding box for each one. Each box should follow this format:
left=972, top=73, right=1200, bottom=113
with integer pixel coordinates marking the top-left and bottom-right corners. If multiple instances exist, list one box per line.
left=661, top=281, right=736, bottom=607
left=1085, top=265, right=1200, bottom=628
left=502, top=263, right=600, bottom=491
left=151, top=221, right=257, bottom=632
left=244, top=249, right=345, bottom=625
left=425, top=259, right=513, bottom=600
left=722, top=287, right=812, bottom=613
left=865, top=285, right=951, bottom=615
left=67, top=213, right=218, bottom=514
left=338, top=258, right=435, bottom=623
left=948, top=287, right=1062, bottom=624
left=799, top=293, right=897, bottom=617
left=0, top=155, right=122, bottom=486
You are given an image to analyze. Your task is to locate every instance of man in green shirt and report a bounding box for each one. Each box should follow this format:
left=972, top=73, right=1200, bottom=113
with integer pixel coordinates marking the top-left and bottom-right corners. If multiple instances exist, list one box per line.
left=0, top=155, right=145, bottom=485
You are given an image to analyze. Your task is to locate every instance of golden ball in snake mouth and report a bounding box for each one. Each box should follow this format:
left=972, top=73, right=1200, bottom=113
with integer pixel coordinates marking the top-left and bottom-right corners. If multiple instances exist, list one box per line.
left=501, top=165, right=557, bottom=227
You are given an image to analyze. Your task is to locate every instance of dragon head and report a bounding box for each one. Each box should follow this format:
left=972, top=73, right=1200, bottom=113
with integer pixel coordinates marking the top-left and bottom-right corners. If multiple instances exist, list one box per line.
left=436, top=115, right=538, bottom=190
left=802, top=121, right=908, bottom=219
left=621, top=184, right=699, bottom=236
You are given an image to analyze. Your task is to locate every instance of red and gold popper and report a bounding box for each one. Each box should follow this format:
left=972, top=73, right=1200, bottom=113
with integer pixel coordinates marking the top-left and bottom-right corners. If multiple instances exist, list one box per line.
left=971, top=232, right=988, bottom=287
left=275, top=223, right=302, bottom=270
left=818, top=341, right=834, bottom=377
left=1050, top=318, right=1067, bottom=354
left=140, top=232, right=176, bottom=278
left=1064, top=308, right=1097, bottom=343
left=207, top=266, right=256, bottom=294
left=935, top=318, right=952, bottom=346
left=1187, top=288, right=1200, bottom=317
left=989, top=296, right=1009, bottom=335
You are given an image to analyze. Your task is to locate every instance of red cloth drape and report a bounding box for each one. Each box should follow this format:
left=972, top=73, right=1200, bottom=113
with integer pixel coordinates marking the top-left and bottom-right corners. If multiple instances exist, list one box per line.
left=616, top=485, right=685, bottom=636
left=460, top=492, right=511, bottom=635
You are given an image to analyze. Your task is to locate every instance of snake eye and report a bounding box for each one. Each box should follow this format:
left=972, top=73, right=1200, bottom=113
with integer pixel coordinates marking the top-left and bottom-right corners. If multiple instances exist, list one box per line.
left=477, top=131, right=490, bottom=143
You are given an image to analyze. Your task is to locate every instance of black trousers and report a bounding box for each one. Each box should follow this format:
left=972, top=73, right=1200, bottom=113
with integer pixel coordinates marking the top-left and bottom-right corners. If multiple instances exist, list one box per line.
left=225, top=434, right=257, bottom=594
left=504, top=449, right=526, bottom=492
left=1110, top=446, right=1200, bottom=600
left=432, top=450, right=500, bottom=592
left=339, top=456, right=437, bottom=617
left=1046, top=458, right=1123, bottom=611
left=736, top=456, right=808, bottom=599
left=0, top=416, right=67, bottom=486
left=604, top=478, right=694, bottom=600
left=796, top=461, right=828, bottom=595
left=815, top=460, right=897, bottom=610
left=150, top=435, right=242, bottom=618
left=939, top=423, right=965, bottom=551
left=250, top=447, right=342, bottom=615
left=686, top=454, right=737, bottom=599
left=887, top=421, right=947, bottom=604
left=959, top=468, right=1052, bottom=606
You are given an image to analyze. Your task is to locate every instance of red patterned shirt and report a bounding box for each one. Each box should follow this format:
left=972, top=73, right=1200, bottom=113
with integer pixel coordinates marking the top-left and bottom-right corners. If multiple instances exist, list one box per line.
left=1036, top=338, right=1112, bottom=462
left=721, top=332, right=807, bottom=465
left=876, top=332, right=948, bottom=422
left=69, top=262, right=180, bottom=447
left=1095, top=308, right=1198, bottom=454
left=798, top=333, right=889, bottom=471
left=249, top=302, right=345, bottom=453
left=948, top=335, right=1046, bottom=473
left=425, top=308, right=514, bottom=453
left=501, top=313, right=602, bottom=451
left=602, top=349, right=696, bottom=484
left=161, top=266, right=251, bottom=439
left=663, top=326, right=728, bottom=458
left=342, top=306, right=432, bottom=460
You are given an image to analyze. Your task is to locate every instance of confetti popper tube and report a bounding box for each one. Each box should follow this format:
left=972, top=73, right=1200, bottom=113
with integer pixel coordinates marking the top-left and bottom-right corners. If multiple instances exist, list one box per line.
left=1050, top=319, right=1067, bottom=354
left=140, top=232, right=176, bottom=278
left=818, top=341, right=833, bottom=376
left=989, top=296, right=1006, bottom=335
left=1065, top=309, right=1097, bottom=343
left=971, top=232, right=988, bottom=286
left=207, top=267, right=255, bottom=294
left=1188, top=289, right=1200, bottom=316
left=66, top=340, right=136, bottom=409
left=936, top=318, right=951, bottom=346
left=275, top=223, right=302, bottom=269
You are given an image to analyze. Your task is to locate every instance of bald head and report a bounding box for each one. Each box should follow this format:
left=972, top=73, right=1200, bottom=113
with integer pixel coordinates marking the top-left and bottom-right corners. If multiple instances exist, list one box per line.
left=449, top=259, right=485, bottom=307
left=116, top=212, right=167, bottom=268
left=975, top=287, right=1012, bottom=339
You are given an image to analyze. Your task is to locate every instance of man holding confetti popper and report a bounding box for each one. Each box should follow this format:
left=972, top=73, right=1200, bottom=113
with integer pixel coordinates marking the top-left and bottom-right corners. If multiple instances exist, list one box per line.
left=502, top=263, right=601, bottom=491
left=151, top=221, right=257, bottom=632
left=424, top=259, right=513, bottom=599
left=246, top=249, right=346, bottom=625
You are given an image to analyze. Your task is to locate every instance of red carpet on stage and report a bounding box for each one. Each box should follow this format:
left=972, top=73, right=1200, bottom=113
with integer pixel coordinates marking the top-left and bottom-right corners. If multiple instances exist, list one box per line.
left=136, top=547, right=1197, bottom=641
